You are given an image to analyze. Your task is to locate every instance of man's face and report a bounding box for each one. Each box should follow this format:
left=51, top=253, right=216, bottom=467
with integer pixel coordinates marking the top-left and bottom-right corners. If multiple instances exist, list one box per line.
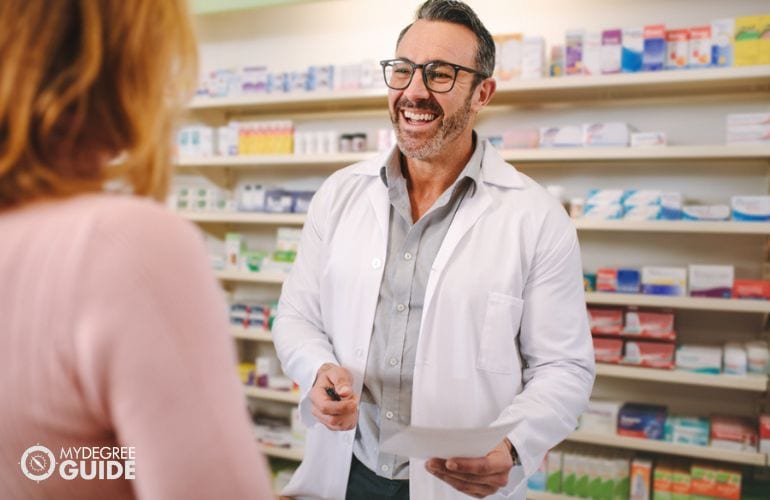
left=388, top=20, right=481, bottom=161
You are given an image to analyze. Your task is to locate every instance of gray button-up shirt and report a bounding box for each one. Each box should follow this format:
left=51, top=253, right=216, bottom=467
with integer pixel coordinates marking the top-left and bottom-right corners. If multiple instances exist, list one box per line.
left=353, top=137, right=484, bottom=479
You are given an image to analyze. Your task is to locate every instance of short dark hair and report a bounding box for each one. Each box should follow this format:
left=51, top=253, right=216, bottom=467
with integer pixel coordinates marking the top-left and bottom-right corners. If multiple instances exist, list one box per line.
left=397, top=0, right=495, bottom=80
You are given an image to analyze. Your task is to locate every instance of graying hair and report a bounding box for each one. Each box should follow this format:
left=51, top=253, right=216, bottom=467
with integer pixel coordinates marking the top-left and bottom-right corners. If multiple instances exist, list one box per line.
left=397, top=0, right=495, bottom=80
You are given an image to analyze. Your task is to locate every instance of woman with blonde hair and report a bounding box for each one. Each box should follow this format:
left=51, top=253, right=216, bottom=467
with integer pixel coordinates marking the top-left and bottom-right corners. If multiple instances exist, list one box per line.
left=0, top=1, right=273, bottom=498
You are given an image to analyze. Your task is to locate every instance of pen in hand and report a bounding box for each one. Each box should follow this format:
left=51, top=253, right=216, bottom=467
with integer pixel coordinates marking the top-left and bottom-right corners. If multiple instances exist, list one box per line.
left=325, top=386, right=342, bottom=401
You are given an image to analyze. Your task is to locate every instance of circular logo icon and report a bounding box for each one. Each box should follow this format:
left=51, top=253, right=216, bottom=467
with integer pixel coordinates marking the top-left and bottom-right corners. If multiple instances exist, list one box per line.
left=20, top=445, right=56, bottom=482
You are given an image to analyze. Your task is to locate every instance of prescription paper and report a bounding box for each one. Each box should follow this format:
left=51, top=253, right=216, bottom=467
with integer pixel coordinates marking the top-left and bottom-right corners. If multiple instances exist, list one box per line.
left=380, top=421, right=517, bottom=459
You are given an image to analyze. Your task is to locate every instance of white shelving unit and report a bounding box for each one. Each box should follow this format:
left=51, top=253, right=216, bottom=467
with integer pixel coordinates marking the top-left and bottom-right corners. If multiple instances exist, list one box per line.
left=214, top=270, right=287, bottom=284
left=233, top=327, right=273, bottom=342
left=188, top=65, right=770, bottom=112
left=182, top=212, right=306, bottom=225
left=526, top=491, right=573, bottom=500
left=259, top=443, right=304, bottom=462
left=566, top=430, right=767, bottom=466
left=176, top=145, right=770, bottom=171
left=595, top=363, right=767, bottom=391
left=244, top=386, right=300, bottom=404
left=186, top=59, right=770, bottom=468
left=586, top=292, right=770, bottom=313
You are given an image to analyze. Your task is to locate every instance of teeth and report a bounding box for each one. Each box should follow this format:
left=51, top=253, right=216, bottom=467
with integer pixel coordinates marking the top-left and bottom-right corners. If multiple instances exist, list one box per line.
left=403, top=110, right=436, bottom=121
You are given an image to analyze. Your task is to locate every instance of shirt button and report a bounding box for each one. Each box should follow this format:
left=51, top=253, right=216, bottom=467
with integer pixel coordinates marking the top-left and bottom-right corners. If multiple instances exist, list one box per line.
left=389, top=358, right=398, bottom=367
left=386, top=411, right=394, bottom=419
left=381, top=465, right=390, bottom=472
left=396, top=303, right=406, bottom=312
left=404, top=252, right=412, bottom=261
left=355, top=348, right=364, bottom=359
left=372, top=258, right=382, bottom=269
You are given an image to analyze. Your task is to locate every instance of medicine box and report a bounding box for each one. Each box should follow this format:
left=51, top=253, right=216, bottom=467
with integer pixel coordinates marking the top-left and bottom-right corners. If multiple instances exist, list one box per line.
left=539, top=125, right=582, bottom=147
left=624, top=205, right=662, bottom=221
left=666, top=29, right=689, bottom=69
left=225, top=233, right=245, bottom=271
left=688, top=265, right=734, bottom=298
left=691, top=464, right=741, bottom=500
left=760, top=15, right=770, bottom=65
left=726, top=125, right=770, bottom=145
left=664, top=416, right=710, bottom=447
left=601, top=29, right=622, bottom=74
left=641, top=267, right=687, bottom=296
left=732, top=279, right=770, bottom=300
left=622, top=27, right=643, bottom=72
left=522, top=37, right=545, bottom=79
left=688, top=26, right=712, bottom=67
left=727, top=113, right=770, bottom=127
left=734, top=15, right=761, bottom=67
left=527, top=458, right=547, bottom=491
left=623, top=340, right=676, bottom=369
left=597, top=268, right=641, bottom=293
left=643, top=24, right=666, bottom=71
left=494, top=33, right=523, bottom=80
left=583, top=32, right=602, bottom=75
left=682, top=205, right=730, bottom=221
left=618, top=403, right=667, bottom=440
left=653, top=461, right=673, bottom=499
left=622, top=309, right=676, bottom=341
left=670, top=466, right=691, bottom=500
left=711, top=18, right=734, bottom=67
left=546, top=450, right=563, bottom=493
left=623, top=190, right=662, bottom=207
left=586, top=189, right=625, bottom=206
left=581, top=400, right=623, bottom=434
left=731, top=195, right=770, bottom=221
left=583, top=122, right=631, bottom=147
left=630, top=458, right=652, bottom=500
left=710, top=415, right=758, bottom=452
left=588, top=307, right=624, bottom=335
left=583, top=204, right=624, bottom=220
left=760, top=414, right=770, bottom=454
left=565, top=30, right=584, bottom=76
left=723, top=342, right=748, bottom=375
left=661, top=192, right=683, bottom=220
left=675, top=344, right=722, bottom=374
left=593, top=337, right=623, bottom=364
left=631, top=131, right=667, bottom=147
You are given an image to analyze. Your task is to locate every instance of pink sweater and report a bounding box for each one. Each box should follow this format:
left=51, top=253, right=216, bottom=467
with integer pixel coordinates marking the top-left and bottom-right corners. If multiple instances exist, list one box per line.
left=0, top=194, right=273, bottom=499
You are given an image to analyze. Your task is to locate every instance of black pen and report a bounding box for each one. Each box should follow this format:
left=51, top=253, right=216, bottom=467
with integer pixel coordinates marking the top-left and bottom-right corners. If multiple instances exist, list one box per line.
left=325, top=386, right=342, bottom=401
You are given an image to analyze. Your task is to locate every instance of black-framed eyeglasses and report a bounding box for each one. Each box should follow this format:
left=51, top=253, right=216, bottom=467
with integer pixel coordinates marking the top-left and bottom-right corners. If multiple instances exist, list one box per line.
left=379, top=58, right=489, bottom=93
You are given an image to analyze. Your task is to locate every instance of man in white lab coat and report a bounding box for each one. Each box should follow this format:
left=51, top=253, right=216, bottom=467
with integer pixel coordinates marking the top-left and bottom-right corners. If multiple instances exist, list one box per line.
left=274, top=1, right=595, bottom=499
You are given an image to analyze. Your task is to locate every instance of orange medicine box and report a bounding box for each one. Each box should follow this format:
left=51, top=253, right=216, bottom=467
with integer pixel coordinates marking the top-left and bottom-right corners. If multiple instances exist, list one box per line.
left=732, top=279, right=770, bottom=300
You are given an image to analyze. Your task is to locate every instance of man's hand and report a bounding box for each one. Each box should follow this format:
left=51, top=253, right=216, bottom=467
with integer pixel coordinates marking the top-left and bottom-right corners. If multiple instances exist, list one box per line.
left=425, top=439, right=514, bottom=498
left=310, top=363, right=358, bottom=431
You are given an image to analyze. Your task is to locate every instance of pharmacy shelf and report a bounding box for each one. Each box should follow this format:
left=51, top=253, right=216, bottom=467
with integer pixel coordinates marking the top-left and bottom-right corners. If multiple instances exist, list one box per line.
left=585, top=292, right=770, bottom=313
left=566, top=430, right=767, bottom=466
left=190, top=87, right=387, bottom=113
left=182, top=211, right=306, bottom=225
left=259, top=444, right=304, bottom=462
left=176, top=152, right=371, bottom=169
left=574, top=219, right=770, bottom=235
left=493, top=65, right=770, bottom=104
left=189, top=66, right=770, bottom=113
left=215, top=270, right=287, bottom=284
left=176, top=145, right=770, bottom=171
left=595, top=363, right=768, bottom=392
left=527, top=492, right=572, bottom=500
left=233, top=327, right=273, bottom=342
left=501, top=145, right=770, bottom=163
left=244, top=386, right=300, bottom=404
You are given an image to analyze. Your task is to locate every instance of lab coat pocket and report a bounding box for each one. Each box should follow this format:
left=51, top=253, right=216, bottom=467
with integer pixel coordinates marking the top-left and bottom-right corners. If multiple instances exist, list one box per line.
left=477, top=292, right=524, bottom=374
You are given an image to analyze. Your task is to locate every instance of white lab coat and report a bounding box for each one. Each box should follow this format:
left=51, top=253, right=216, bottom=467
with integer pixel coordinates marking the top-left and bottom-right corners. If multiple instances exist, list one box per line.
left=274, top=141, right=595, bottom=500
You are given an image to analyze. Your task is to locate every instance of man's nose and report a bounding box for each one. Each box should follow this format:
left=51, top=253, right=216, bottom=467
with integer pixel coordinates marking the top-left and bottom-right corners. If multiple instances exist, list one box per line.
left=402, top=67, right=431, bottom=101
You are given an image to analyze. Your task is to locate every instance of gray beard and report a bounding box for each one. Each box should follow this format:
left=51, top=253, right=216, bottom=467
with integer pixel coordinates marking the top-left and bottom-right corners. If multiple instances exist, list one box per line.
left=391, top=93, right=473, bottom=160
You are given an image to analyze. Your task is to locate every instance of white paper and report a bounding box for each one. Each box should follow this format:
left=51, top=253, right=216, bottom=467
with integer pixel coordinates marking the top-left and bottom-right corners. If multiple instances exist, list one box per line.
left=379, top=421, right=516, bottom=459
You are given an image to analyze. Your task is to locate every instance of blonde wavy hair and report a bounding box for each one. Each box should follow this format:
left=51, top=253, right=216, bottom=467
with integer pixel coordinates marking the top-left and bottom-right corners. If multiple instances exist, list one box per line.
left=0, top=0, right=198, bottom=207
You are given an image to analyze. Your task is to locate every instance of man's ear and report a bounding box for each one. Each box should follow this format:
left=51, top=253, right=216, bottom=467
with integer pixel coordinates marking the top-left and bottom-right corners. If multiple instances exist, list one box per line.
left=472, top=78, right=497, bottom=111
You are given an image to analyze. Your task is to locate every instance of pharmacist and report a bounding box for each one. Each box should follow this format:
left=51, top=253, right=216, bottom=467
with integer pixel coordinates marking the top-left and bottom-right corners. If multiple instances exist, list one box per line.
left=274, top=1, right=595, bottom=499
